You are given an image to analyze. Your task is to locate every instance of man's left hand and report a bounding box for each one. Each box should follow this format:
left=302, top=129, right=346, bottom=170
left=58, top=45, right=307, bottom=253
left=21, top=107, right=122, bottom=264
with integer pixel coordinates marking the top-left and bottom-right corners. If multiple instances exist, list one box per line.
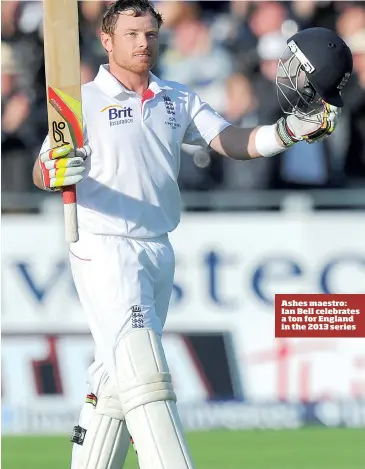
left=276, top=102, right=339, bottom=147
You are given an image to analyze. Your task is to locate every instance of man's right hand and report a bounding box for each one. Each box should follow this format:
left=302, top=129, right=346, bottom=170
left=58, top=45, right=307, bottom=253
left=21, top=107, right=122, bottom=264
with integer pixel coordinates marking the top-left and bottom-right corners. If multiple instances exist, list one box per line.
left=38, top=144, right=90, bottom=191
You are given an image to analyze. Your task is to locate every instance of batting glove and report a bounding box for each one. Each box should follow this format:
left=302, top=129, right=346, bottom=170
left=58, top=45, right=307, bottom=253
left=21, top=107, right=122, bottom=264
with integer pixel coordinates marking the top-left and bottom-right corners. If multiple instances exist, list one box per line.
left=39, top=143, right=90, bottom=191
left=276, top=102, right=339, bottom=147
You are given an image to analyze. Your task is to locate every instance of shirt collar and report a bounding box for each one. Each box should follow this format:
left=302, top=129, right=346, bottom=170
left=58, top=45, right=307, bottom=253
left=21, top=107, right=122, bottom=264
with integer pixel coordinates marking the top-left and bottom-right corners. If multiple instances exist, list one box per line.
left=148, top=72, right=172, bottom=94
left=94, top=64, right=172, bottom=99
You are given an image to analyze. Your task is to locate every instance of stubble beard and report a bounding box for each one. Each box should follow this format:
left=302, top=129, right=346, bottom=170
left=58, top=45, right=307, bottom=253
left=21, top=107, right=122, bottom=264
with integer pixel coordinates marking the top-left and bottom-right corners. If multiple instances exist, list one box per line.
left=115, top=51, right=158, bottom=74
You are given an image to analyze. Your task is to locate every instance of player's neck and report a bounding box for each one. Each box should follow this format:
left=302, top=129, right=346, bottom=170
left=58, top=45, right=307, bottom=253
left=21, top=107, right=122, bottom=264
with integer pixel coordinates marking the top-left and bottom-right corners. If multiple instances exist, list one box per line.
left=109, top=63, right=150, bottom=96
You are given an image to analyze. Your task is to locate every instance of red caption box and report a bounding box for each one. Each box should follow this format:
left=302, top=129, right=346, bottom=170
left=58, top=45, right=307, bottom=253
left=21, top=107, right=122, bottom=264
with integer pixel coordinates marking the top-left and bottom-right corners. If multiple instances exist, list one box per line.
left=275, top=294, right=365, bottom=338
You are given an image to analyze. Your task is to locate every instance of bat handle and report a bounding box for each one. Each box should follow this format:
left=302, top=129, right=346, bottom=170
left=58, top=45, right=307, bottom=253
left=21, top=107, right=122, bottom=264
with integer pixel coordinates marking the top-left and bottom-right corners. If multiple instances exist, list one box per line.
left=62, top=185, right=79, bottom=243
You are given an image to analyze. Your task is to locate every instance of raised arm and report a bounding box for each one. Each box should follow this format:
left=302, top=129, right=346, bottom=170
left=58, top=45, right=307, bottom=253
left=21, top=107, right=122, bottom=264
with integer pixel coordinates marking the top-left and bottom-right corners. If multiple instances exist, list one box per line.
left=209, top=102, right=339, bottom=160
left=209, top=125, right=284, bottom=160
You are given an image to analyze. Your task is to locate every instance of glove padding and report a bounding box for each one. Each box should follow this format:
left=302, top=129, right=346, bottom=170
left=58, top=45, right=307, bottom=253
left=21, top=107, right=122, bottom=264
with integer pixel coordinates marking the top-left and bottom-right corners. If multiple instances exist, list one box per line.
left=277, top=102, right=339, bottom=147
left=39, top=144, right=90, bottom=191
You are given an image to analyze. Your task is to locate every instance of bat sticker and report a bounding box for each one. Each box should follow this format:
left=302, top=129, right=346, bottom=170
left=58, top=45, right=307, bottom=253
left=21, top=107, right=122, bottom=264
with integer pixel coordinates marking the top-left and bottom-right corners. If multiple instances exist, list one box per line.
left=52, top=121, right=70, bottom=146
left=48, top=86, right=83, bottom=148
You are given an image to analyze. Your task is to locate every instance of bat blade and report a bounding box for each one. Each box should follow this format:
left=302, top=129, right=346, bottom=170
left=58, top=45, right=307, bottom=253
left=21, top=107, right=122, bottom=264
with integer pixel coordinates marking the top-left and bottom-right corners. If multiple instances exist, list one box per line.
left=43, top=0, right=83, bottom=243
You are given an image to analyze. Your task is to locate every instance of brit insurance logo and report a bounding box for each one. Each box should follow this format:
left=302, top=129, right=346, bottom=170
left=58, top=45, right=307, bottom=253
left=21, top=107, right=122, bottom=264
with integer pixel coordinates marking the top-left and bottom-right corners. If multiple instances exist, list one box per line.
left=101, top=105, right=134, bottom=127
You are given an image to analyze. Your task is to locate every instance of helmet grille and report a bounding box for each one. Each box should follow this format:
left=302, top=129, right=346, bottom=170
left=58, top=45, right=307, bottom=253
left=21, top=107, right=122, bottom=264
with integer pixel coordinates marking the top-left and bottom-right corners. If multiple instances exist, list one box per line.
left=276, top=48, right=324, bottom=122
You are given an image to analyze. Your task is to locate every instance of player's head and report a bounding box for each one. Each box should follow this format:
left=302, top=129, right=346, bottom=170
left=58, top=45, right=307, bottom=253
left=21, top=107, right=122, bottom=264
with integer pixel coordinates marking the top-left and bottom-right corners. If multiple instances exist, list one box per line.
left=276, top=27, right=353, bottom=122
left=101, top=0, right=163, bottom=74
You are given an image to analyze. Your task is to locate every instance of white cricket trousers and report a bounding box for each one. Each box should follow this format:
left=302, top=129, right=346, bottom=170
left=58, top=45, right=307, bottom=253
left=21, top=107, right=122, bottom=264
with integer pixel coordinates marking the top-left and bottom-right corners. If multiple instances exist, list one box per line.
left=69, top=230, right=175, bottom=394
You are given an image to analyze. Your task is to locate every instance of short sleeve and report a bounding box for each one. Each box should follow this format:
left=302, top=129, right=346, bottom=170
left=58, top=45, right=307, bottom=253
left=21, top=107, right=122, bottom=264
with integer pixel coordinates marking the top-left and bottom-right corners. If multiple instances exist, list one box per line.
left=183, top=91, right=231, bottom=148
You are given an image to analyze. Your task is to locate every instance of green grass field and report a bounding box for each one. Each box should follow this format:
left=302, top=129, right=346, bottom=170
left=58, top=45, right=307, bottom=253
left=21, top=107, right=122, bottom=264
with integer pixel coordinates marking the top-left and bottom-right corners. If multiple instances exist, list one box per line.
left=2, top=428, right=364, bottom=469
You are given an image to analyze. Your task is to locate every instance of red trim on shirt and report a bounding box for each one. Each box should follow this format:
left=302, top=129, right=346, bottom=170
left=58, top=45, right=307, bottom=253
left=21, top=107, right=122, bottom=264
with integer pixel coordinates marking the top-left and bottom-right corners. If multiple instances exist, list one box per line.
left=141, top=89, right=155, bottom=107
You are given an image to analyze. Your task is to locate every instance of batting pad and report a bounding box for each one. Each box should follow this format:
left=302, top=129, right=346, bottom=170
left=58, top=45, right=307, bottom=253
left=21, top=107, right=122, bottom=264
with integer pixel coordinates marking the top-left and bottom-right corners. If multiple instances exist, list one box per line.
left=74, top=382, right=131, bottom=469
left=116, top=329, right=196, bottom=469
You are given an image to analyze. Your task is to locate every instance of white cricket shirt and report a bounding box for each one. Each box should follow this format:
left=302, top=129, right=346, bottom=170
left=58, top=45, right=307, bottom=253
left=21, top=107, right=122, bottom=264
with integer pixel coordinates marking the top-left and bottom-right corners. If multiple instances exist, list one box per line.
left=40, top=65, right=231, bottom=238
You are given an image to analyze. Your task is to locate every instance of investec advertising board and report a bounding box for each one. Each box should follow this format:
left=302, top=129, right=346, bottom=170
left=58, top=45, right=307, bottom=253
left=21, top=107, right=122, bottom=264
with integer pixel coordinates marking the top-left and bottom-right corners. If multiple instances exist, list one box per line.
left=2, top=211, right=365, bottom=433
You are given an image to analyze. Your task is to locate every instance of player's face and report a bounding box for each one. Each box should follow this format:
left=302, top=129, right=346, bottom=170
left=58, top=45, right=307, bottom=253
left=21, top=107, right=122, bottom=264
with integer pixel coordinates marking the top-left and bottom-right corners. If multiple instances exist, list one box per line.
left=102, top=11, right=159, bottom=74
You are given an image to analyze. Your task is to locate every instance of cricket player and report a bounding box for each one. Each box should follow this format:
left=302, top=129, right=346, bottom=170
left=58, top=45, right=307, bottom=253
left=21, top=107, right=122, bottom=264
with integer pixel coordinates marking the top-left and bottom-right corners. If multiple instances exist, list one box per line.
left=32, top=1, right=353, bottom=468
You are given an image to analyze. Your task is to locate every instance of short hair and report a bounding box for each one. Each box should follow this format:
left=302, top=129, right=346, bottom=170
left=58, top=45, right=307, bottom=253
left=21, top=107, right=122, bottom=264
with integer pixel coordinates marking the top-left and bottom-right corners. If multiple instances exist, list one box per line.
left=102, top=0, right=163, bottom=35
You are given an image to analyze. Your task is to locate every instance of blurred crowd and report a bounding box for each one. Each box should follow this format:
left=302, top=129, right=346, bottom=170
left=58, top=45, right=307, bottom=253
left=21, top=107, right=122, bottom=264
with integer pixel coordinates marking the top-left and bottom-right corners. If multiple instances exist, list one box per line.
left=2, top=0, right=365, bottom=198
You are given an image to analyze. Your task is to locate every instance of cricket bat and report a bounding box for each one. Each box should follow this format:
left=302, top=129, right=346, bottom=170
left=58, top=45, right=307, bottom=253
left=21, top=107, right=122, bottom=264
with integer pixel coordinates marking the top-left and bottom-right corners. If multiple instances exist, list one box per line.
left=43, top=0, right=83, bottom=243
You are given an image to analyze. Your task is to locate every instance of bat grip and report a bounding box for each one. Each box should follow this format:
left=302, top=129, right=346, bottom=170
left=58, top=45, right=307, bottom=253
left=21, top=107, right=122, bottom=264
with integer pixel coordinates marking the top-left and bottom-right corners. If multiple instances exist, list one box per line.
left=62, top=185, right=79, bottom=243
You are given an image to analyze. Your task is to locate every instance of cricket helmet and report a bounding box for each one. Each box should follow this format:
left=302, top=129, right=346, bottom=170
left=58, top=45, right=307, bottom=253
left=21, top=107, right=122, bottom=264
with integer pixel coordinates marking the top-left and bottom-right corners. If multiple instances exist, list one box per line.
left=276, top=27, right=353, bottom=122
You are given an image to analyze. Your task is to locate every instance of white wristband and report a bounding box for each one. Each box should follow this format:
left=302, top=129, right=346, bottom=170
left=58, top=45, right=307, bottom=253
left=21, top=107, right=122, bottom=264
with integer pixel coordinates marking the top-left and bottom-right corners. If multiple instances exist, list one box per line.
left=255, top=124, right=286, bottom=157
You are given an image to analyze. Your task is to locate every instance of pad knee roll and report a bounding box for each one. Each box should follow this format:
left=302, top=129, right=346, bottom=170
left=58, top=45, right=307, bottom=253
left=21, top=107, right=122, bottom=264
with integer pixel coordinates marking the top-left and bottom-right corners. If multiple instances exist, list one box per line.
left=115, top=329, right=196, bottom=469
left=116, top=329, right=176, bottom=414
